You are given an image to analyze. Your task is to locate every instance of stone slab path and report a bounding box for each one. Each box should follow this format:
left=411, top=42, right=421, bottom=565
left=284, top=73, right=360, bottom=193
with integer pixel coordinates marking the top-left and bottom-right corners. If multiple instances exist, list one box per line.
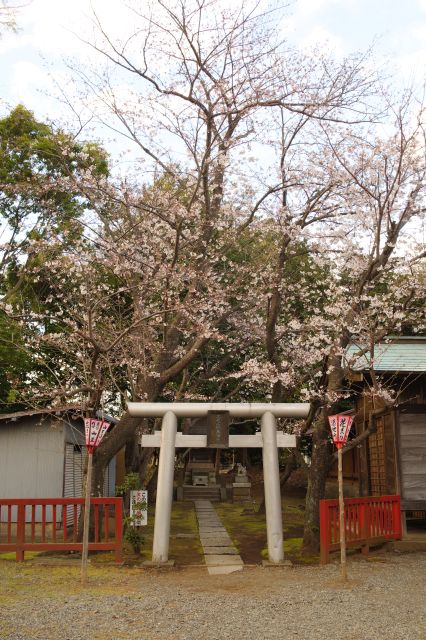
left=195, top=500, right=243, bottom=575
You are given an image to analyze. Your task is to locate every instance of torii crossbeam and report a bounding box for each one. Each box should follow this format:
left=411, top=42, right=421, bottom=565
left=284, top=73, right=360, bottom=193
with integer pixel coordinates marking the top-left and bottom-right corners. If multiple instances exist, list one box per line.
left=128, top=402, right=309, bottom=564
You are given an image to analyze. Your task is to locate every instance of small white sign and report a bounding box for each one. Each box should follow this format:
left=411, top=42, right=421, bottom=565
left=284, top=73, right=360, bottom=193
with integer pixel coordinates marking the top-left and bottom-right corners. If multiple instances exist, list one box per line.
left=130, top=490, right=148, bottom=526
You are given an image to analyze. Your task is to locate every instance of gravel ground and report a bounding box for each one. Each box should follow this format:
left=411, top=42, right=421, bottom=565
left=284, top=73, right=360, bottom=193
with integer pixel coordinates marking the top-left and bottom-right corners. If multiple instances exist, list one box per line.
left=0, top=552, right=425, bottom=640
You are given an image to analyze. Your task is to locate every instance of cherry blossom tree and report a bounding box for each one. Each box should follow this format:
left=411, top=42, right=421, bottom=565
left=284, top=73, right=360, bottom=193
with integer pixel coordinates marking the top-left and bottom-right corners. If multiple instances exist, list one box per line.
left=300, top=99, right=426, bottom=550
left=0, top=0, right=25, bottom=35
left=260, top=97, right=426, bottom=551
left=2, top=2, right=424, bottom=553
left=58, top=0, right=380, bottom=493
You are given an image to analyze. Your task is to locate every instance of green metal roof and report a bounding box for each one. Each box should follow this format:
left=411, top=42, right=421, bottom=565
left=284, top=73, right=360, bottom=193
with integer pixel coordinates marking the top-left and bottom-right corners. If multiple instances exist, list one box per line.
left=345, top=338, right=426, bottom=373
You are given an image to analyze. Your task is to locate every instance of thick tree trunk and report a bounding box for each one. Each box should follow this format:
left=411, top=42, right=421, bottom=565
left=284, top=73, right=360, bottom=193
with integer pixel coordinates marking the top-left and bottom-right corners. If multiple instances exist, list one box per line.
left=147, top=465, right=158, bottom=502
left=91, top=413, right=143, bottom=496
left=139, top=447, right=155, bottom=487
left=303, top=353, right=345, bottom=552
left=302, top=415, right=332, bottom=552
left=125, top=431, right=141, bottom=474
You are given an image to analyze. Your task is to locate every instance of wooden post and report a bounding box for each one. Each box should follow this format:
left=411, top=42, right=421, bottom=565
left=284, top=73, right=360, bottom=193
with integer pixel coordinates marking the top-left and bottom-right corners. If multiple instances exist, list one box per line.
left=360, top=500, right=369, bottom=557
left=115, top=497, right=123, bottom=564
left=81, top=450, right=93, bottom=585
left=338, top=445, right=347, bottom=581
left=214, top=448, right=221, bottom=475
left=319, top=500, right=329, bottom=565
left=16, top=503, right=25, bottom=562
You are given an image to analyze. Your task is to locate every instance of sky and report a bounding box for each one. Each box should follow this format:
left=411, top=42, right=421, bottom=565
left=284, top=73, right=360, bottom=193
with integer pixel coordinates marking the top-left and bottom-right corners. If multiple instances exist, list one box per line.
left=0, top=0, right=425, bottom=148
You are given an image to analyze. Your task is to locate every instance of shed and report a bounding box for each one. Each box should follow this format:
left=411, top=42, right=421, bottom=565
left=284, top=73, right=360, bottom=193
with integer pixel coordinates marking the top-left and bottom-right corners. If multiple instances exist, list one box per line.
left=345, top=337, right=426, bottom=527
left=0, top=407, right=116, bottom=522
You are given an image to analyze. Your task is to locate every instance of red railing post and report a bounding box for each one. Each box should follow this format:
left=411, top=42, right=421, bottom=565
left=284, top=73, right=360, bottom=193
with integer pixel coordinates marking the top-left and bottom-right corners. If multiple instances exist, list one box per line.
left=1, top=497, right=125, bottom=562
left=319, top=500, right=330, bottom=564
left=319, top=495, right=402, bottom=562
left=16, top=503, right=25, bottom=562
left=392, top=496, right=402, bottom=539
left=7, top=505, right=12, bottom=542
left=359, top=500, right=369, bottom=557
left=115, top=497, right=123, bottom=564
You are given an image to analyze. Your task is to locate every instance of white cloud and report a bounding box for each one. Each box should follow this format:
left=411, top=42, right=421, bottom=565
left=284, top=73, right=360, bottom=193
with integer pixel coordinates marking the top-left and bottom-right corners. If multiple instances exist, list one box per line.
left=385, top=20, right=426, bottom=83
left=393, top=48, right=426, bottom=83
left=294, top=0, right=344, bottom=17
left=280, top=0, right=348, bottom=56
left=8, top=61, right=51, bottom=106
left=1, top=1, right=141, bottom=60
left=299, top=24, right=343, bottom=55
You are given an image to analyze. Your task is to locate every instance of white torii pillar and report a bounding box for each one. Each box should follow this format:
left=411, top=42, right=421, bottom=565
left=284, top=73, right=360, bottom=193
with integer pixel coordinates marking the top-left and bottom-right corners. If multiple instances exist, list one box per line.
left=152, top=411, right=177, bottom=563
left=261, top=411, right=283, bottom=563
left=127, top=402, right=309, bottom=564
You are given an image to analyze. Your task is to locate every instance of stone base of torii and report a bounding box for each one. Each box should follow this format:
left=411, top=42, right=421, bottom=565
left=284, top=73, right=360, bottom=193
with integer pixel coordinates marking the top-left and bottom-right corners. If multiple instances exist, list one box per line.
left=127, top=402, right=309, bottom=564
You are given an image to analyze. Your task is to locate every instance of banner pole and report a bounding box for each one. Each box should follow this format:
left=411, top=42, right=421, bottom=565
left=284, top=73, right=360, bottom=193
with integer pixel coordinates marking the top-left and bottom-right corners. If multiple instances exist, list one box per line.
left=81, top=449, right=93, bottom=586
left=338, top=444, right=347, bottom=581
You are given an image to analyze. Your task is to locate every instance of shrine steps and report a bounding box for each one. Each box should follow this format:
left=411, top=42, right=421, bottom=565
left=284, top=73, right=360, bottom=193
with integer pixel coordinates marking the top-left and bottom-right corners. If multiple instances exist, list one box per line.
left=181, top=485, right=221, bottom=502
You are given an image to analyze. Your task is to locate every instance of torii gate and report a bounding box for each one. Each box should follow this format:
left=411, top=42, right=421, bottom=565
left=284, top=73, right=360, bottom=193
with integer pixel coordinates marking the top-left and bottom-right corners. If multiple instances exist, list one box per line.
left=127, top=402, right=309, bottom=564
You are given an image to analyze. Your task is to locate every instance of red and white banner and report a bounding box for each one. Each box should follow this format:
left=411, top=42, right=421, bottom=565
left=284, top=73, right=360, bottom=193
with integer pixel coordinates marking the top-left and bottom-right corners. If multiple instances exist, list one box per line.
left=95, top=420, right=110, bottom=447
left=328, top=414, right=353, bottom=447
left=84, top=418, right=111, bottom=452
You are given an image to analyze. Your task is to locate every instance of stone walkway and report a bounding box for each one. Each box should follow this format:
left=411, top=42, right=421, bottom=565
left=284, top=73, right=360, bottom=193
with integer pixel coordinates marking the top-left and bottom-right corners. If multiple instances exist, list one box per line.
left=194, top=500, right=243, bottom=575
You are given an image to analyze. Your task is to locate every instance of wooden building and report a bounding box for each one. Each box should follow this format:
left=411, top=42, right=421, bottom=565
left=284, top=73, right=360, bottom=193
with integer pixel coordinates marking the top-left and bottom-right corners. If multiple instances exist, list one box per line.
left=346, top=337, right=426, bottom=528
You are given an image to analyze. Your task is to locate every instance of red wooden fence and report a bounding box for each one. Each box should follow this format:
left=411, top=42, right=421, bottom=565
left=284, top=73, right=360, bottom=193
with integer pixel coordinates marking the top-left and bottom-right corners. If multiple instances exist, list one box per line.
left=320, top=495, right=402, bottom=564
left=0, top=498, right=123, bottom=563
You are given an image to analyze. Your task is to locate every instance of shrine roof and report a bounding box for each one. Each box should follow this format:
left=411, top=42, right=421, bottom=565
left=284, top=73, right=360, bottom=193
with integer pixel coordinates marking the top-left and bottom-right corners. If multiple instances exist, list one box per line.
left=345, top=337, right=426, bottom=373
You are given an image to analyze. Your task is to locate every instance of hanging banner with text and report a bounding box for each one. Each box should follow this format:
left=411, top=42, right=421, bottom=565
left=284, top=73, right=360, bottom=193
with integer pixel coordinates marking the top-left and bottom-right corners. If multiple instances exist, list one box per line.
left=84, top=418, right=111, bottom=453
left=328, top=414, right=353, bottom=448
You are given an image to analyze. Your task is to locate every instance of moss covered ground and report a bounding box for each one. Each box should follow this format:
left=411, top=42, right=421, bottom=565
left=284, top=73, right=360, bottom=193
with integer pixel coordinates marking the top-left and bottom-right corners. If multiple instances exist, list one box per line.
left=0, top=496, right=315, bottom=566
left=215, top=494, right=316, bottom=564
left=137, top=500, right=204, bottom=565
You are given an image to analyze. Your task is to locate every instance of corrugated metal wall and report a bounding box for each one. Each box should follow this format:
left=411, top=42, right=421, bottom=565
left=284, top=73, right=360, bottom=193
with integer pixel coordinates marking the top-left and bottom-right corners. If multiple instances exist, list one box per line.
left=0, top=417, right=64, bottom=498
left=63, top=442, right=116, bottom=498
left=0, top=416, right=64, bottom=522
left=0, top=415, right=117, bottom=522
left=399, top=413, right=426, bottom=503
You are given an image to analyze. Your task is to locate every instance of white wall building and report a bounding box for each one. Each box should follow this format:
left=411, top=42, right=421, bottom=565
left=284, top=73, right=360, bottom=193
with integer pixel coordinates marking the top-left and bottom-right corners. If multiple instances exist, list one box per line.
left=0, top=408, right=116, bottom=522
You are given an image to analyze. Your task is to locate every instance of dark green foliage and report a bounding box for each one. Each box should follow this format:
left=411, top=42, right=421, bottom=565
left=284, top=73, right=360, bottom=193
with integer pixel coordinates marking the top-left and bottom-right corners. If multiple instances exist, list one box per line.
left=0, top=106, right=110, bottom=411
left=0, top=312, right=30, bottom=410
left=0, top=104, right=108, bottom=241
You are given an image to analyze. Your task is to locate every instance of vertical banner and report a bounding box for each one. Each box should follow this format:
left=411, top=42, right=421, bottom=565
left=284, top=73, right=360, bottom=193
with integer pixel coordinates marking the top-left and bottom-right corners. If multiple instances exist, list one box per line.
left=95, top=420, right=110, bottom=446
left=338, top=415, right=353, bottom=443
left=84, top=417, right=91, bottom=446
left=328, top=415, right=338, bottom=442
left=130, top=490, right=148, bottom=526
